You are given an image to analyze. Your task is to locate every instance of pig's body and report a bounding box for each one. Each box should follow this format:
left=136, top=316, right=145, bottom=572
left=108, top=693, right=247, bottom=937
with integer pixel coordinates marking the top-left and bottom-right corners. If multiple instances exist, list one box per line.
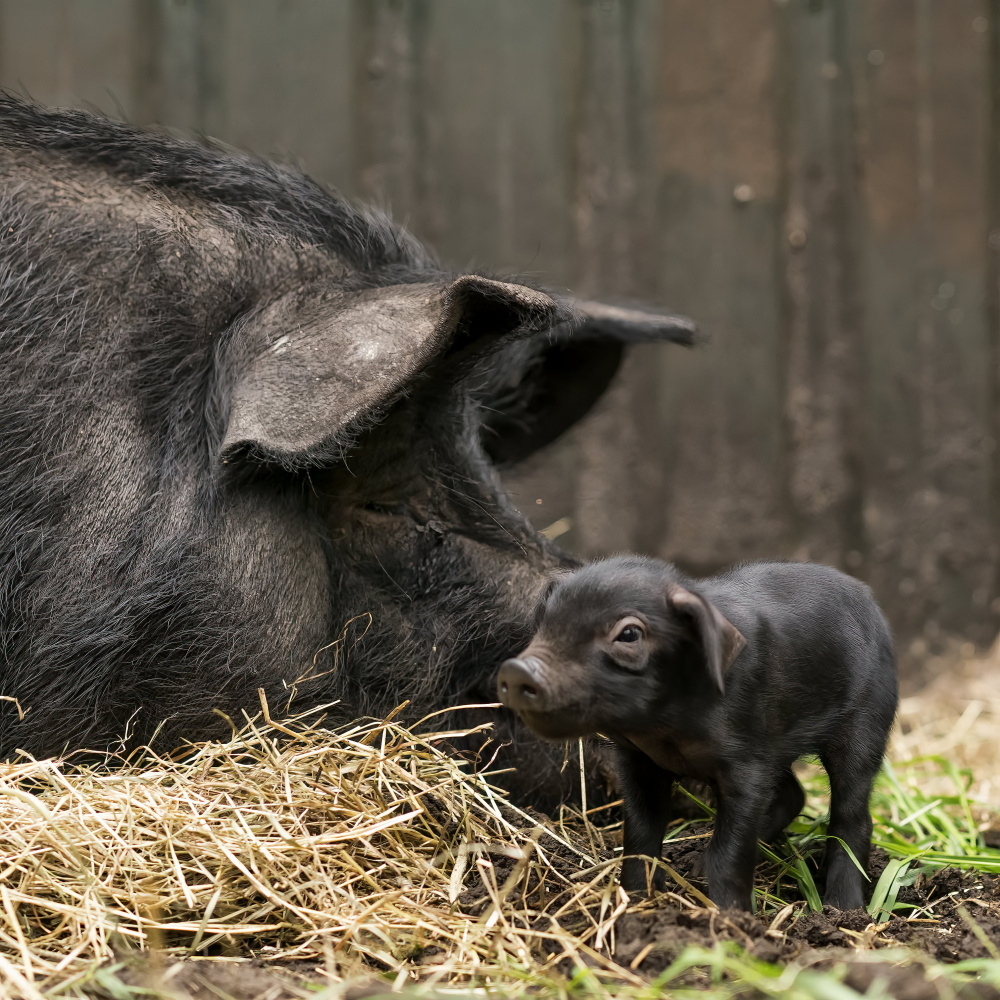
left=497, top=556, right=898, bottom=910
left=650, top=561, right=896, bottom=781
left=0, top=96, right=695, bottom=809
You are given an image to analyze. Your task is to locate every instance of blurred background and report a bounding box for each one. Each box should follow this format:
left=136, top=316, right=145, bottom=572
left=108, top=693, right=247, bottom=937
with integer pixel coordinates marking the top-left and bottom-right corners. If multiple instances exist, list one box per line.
left=2, top=0, right=998, bottom=677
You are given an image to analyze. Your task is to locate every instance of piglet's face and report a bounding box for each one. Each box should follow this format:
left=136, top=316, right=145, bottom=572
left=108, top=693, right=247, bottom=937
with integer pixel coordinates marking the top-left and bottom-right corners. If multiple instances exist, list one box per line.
left=496, top=556, right=746, bottom=741
left=496, top=560, right=679, bottom=739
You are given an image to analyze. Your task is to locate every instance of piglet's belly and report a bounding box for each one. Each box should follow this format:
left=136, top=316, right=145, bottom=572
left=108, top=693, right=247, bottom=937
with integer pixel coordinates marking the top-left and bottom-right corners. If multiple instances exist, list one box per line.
left=620, top=731, right=719, bottom=780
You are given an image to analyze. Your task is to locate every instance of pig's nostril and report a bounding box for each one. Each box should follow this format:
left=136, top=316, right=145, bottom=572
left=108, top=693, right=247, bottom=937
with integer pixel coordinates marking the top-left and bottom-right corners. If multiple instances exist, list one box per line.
left=498, top=657, right=545, bottom=709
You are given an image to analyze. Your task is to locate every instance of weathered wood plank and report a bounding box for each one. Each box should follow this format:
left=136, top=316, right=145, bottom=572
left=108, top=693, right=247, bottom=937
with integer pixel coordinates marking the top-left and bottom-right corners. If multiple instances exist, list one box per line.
left=0, top=0, right=133, bottom=115
left=0, top=0, right=996, bottom=646
left=774, top=0, right=866, bottom=569
left=988, top=0, right=1000, bottom=629
left=649, top=0, right=787, bottom=570
left=857, top=0, right=993, bottom=645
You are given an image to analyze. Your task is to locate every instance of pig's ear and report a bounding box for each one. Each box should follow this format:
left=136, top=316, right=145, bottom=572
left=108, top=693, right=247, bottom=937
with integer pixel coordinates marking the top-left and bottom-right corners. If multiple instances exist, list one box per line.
left=482, top=299, right=697, bottom=466
left=219, top=276, right=559, bottom=468
left=666, top=583, right=746, bottom=695
left=565, top=300, right=699, bottom=345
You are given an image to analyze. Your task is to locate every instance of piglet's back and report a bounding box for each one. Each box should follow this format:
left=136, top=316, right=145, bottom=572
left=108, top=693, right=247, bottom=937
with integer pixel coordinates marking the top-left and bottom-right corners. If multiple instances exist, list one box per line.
left=700, top=560, right=895, bottom=703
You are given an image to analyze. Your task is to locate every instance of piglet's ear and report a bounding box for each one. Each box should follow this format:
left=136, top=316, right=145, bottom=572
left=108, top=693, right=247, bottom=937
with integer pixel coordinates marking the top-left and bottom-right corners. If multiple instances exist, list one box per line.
left=666, top=584, right=746, bottom=695
left=220, top=276, right=558, bottom=469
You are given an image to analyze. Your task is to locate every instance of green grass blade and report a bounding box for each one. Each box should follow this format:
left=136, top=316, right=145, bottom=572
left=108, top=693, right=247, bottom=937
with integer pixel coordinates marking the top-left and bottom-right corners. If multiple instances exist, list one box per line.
left=823, top=835, right=871, bottom=880
left=868, top=856, right=912, bottom=921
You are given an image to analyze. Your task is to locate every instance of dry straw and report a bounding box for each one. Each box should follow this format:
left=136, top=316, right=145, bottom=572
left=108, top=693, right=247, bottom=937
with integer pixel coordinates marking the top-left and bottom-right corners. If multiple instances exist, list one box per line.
left=2, top=654, right=998, bottom=998
left=0, top=697, right=652, bottom=996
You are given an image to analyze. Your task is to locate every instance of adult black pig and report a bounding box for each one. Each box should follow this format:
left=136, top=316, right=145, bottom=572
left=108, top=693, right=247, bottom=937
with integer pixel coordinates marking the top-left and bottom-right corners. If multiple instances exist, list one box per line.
left=497, top=556, right=898, bottom=909
left=0, top=95, right=694, bottom=807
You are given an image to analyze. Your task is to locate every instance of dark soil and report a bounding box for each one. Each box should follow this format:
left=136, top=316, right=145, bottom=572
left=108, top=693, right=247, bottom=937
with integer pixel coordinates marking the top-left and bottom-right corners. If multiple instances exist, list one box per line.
left=612, top=829, right=1000, bottom=973
left=112, top=815, right=1000, bottom=999
left=606, top=821, right=1000, bottom=998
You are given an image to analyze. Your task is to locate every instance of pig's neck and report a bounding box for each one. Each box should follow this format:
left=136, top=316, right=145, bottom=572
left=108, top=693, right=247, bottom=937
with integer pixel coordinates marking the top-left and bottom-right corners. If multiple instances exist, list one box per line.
left=613, top=728, right=719, bottom=782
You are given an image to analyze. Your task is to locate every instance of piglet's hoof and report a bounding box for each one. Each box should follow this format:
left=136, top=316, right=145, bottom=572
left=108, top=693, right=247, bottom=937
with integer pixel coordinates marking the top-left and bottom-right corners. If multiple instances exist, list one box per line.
left=619, top=859, right=665, bottom=897
left=821, top=901, right=866, bottom=916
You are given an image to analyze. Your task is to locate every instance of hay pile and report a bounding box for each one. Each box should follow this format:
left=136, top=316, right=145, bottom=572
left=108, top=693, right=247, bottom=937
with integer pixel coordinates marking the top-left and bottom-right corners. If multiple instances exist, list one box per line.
left=3, top=653, right=999, bottom=999
left=0, top=702, right=651, bottom=997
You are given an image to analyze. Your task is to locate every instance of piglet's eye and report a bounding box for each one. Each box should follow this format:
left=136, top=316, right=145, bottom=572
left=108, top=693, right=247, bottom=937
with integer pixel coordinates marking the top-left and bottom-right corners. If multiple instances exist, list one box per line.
left=615, top=624, right=643, bottom=643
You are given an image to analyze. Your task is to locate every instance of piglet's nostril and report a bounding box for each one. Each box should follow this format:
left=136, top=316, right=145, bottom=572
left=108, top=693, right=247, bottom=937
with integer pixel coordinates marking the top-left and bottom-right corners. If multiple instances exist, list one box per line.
left=497, top=657, right=546, bottom=711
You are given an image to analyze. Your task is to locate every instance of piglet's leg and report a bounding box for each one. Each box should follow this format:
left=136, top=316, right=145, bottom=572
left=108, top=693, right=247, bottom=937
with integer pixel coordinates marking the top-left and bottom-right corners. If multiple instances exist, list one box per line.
left=760, top=769, right=806, bottom=843
left=704, top=770, right=769, bottom=911
left=614, top=744, right=676, bottom=895
left=822, top=745, right=881, bottom=911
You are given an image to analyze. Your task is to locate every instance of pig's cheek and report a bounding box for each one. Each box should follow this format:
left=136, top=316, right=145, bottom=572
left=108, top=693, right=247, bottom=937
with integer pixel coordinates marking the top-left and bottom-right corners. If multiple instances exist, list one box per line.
left=590, top=671, right=658, bottom=727
left=344, top=514, right=548, bottom=626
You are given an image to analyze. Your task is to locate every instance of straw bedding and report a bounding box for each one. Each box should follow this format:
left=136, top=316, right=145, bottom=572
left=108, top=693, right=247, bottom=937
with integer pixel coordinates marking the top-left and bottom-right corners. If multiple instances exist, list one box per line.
left=893, top=642, right=1000, bottom=804
left=1, top=651, right=999, bottom=998
left=0, top=700, right=639, bottom=997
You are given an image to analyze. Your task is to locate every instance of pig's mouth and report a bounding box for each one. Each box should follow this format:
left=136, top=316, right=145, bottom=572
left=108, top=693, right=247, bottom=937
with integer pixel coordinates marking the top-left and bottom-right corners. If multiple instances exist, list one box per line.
left=509, top=709, right=598, bottom=741
left=496, top=653, right=598, bottom=740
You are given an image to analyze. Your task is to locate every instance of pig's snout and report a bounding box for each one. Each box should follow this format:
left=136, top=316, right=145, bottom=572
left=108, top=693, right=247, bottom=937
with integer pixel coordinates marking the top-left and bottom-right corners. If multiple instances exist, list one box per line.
left=497, top=653, right=600, bottom=739
left=497, top=657, right=548, bottom=712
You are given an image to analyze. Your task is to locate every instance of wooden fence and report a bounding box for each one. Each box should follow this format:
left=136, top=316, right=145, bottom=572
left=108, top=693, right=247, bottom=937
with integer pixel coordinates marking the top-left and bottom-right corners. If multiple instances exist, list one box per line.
left=1, top=0, right=997, bottom=652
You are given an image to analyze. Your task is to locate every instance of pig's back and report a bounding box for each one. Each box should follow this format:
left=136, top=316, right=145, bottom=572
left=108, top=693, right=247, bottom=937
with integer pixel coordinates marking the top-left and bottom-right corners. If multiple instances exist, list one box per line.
left=699, top=561, right=895, bottom=724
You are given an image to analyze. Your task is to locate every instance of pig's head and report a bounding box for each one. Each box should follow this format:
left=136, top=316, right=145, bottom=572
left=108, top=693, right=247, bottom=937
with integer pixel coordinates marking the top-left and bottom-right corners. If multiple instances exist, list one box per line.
left=0, top=94, right=696, bottom=801
left=216, top=272, right=695, bottom=806
left=497, top=556, right=746, bottom=741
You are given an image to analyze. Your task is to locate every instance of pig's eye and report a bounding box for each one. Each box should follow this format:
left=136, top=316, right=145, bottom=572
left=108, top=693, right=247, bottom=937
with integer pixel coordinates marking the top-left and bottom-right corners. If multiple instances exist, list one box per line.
left=615, top=624, right=643, bottom=643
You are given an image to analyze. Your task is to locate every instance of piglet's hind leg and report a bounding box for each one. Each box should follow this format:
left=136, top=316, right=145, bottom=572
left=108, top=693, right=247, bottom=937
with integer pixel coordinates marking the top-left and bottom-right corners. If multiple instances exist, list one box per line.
left=614, top=744, right=676, bottom=895
left=760, top=768, right=805, bottom=843
left=821, top=744, right=882, bottom=910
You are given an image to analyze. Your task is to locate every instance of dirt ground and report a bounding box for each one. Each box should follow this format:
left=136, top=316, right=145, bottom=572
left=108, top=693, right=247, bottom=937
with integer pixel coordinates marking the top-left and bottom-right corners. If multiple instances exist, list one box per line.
left=612, top=842, right=1000, bottom=981
left=133, top=843, right=1000, bottom=1000
left=103, top=655, right=1000, bottom=999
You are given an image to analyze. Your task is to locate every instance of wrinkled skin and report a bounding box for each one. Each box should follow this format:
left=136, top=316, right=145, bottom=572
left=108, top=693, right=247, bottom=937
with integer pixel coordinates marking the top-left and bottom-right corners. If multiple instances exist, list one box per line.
left=0, top=96, right=692, bottom=810
left=499, top=556, right=898, bottom=906
left=306, top=376, right=581, bottom=803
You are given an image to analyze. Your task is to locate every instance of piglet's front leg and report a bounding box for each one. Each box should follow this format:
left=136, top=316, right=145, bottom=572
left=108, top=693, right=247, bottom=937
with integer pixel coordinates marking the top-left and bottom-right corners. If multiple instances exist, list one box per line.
left=613, top=743, right=677, bottom=895
left=703, top=769, right=769, bottom=910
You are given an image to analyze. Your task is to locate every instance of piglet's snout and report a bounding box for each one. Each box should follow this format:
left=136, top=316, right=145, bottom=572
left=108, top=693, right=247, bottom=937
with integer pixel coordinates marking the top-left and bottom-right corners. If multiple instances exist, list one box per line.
left=497, top=657, right=549, bottom=712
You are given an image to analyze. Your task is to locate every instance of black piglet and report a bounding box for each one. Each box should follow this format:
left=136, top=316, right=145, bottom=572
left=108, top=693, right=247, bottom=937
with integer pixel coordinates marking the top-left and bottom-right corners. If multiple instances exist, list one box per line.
left=497, top=555, right=898, bottom=912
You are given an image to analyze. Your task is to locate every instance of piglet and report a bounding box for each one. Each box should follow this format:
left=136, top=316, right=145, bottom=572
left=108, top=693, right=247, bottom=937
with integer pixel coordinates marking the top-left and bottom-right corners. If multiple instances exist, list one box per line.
left=497, top=556, right=897, bottom=911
